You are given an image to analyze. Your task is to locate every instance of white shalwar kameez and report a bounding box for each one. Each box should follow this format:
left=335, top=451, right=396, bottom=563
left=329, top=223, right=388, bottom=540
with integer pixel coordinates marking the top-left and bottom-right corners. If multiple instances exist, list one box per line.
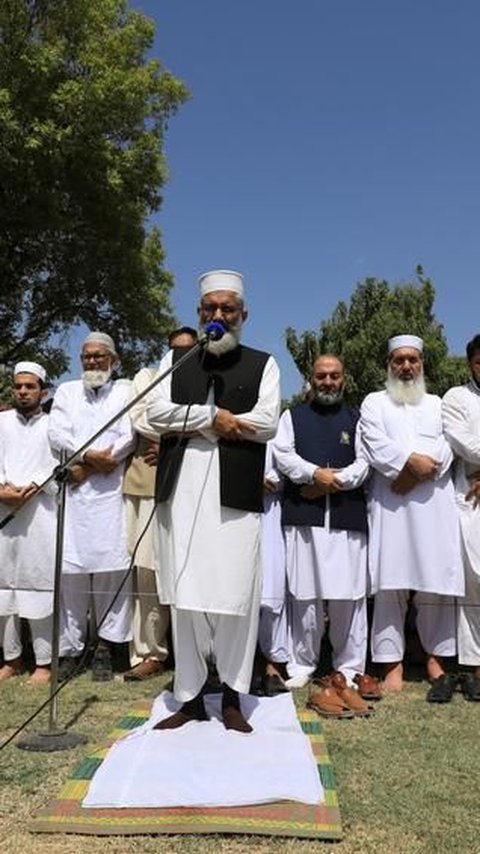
left=146, top=350, right=280, bottom=702
left=125, top=367, right=169, bottom=665
left=360, top=390, right=464, bottom=662
left=48, top=379, right=136, bottom=652
left=258, top=442, right=288, bottom=664
left=442, top=381, right=480, bottom=665
left=273, top=410, right=369, bottom=684
left=0, top=409, right=58, bottom=664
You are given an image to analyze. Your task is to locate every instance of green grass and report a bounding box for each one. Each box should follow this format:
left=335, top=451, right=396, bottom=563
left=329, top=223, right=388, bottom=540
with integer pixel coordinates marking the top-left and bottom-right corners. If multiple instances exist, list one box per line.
left=0, top=670, right=479, bottom=853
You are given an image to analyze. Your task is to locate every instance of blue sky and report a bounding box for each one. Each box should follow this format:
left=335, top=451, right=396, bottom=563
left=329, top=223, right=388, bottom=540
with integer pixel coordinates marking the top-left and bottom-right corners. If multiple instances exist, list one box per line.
left=129, top=0, right=480, bottom=397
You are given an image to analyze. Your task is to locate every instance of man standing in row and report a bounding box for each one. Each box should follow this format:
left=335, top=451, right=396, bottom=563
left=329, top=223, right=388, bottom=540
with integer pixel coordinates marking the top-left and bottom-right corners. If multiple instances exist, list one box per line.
left=442, top=333, right=480, bottom=700
left=360, top=335, right=463, bottom=700
left=147, top=269, right=280, bottom=732
left=48, top=332, right=135, bottom=680
left=273, top=354, right=369, bottom=700
left=0, top=362, right=57, bottom=683
left=122, top=326, right=198, bottom=682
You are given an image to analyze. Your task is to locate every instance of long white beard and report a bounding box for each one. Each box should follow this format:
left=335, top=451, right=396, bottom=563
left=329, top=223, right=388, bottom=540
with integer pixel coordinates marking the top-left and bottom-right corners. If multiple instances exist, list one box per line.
left=386, top=371, right=426, bottom=405
left=204, top=323, right=242, bottom=357
left=82, top=367, right=112, bottom=389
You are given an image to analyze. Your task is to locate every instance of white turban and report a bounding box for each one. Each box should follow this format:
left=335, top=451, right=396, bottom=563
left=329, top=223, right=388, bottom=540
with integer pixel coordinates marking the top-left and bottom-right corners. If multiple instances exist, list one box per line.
left=199, top=269, right=244, bottom=300
left=14, top=361, right=47, bottom=383
left=83, top=331, right=117, bottom=355
left=388, top=335, right=424, bottom=354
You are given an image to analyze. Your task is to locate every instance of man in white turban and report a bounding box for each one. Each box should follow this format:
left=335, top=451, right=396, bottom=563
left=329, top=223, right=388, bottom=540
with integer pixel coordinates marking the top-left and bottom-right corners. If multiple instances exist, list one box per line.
left=0, top=362, right=57, bottom=683
left=147, top=270, right=280, bottom=732
left=48, top=331, right=135, bottom=680
left=359, top=335, right=463, bottom=700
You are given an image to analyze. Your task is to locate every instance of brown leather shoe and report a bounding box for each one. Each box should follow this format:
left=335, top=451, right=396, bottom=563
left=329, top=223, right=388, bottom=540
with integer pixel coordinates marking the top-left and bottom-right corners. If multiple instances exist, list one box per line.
left=314, top=671, right=375, bottom=717
left=328, top=672, right=375, bottom=717
left=353, top=673, right=383, bottom=701
left=307, top=685, right=355, bottom=719
left=124, top=659, right=165, bottom=682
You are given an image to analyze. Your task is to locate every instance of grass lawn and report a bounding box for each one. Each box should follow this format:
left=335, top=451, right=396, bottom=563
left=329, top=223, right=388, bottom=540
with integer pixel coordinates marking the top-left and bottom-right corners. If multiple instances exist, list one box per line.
left=0, top=668, right=479, bottom=853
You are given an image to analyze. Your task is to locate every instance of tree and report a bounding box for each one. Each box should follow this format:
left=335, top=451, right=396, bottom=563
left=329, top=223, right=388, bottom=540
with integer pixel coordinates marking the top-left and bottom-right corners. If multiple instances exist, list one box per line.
left=0, top=0, right=189, bottom=378
left=285, top=267, right=469, bottom=405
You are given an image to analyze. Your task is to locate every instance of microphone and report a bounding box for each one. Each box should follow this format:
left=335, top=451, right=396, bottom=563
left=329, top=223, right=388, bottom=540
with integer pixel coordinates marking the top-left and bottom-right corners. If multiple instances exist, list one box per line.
left=200, top=320, right=226, bottom=345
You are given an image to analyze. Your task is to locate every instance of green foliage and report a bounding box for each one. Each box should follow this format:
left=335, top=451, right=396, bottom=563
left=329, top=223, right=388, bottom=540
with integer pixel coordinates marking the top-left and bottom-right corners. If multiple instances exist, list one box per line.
left=0, top=0, right=189, bottom=377
left=285, top=266, right=468, bottom=404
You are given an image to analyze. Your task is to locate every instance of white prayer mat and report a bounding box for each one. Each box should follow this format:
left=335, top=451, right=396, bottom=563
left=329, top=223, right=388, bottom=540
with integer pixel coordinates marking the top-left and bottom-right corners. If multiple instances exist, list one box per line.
left=82, top=691, right=324, bottom=809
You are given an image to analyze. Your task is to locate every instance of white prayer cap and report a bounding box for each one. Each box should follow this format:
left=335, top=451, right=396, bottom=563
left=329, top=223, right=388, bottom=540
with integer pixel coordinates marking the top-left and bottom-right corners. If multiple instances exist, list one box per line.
left=199, top=269, right=244, bottom=299
left=82, top=330, right=117, bottom=355
left=14, top=361, right=47, bottom=383
left=388, top=334, right=424, bottom=354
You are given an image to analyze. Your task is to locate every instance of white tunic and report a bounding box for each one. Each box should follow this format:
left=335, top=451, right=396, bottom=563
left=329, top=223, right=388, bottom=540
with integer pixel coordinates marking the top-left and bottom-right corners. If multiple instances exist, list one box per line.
left=146, top=350, right=281, bottom=615
left=0, top=409, right=57, bottom=618
left=261, top=442, right=286, bottom=610
left=359, top=389, right=463, bottom=596
left=48, top=379, right=135, bottom=574
left=442, top=381, right=480, bottom=576
left=273, top=409, right=368, bottom=600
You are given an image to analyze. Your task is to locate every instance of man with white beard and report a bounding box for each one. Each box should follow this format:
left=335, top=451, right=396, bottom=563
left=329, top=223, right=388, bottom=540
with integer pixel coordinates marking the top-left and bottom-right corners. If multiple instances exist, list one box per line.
left=359, top=335, right=463, bottom=700
left=442, top=333, right=480, bottom=700
left=48, top=331, right=135, bottom=680
left=146, top=270, right=280, bottom=732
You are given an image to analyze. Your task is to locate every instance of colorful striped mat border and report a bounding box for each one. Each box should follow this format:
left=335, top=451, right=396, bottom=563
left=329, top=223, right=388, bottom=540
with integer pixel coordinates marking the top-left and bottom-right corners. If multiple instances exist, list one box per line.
left=29, top=700, right=342, bottom=840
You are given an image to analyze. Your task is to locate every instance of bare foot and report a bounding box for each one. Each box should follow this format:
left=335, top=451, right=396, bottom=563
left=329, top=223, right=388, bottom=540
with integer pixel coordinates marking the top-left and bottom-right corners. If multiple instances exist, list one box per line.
left=265, top=662, right=281, bottom=678
left=426, top=655, right=445, bottom=682
left=153, top=697, right=208, bottom=730
left=0, top=657, right=23, bottom=682
left=27, top=666, right=51, bottom=685
left=382, top=662, right=403, bottom=693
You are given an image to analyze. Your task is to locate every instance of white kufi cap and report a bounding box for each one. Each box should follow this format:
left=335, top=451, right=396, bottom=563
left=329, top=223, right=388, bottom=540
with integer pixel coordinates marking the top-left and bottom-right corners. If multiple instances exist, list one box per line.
left=83, top=331, right=117, bottom=355
left=14, top=361, right=47, bottom=383
left=388, top=334, right=424, bottom=354
left=199, top=269, right=244, bottom=299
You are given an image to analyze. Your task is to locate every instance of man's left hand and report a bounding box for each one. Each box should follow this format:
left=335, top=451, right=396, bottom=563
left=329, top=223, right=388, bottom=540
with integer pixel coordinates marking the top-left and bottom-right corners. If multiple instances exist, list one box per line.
left=391, top=467, right=419, bottom=495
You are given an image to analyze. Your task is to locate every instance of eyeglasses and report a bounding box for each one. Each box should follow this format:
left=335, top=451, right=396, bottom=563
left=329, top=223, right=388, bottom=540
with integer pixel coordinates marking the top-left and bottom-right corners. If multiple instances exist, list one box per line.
left=81, top=351, right=111, bottom=363
left=200, top=302, right=242, bottom=317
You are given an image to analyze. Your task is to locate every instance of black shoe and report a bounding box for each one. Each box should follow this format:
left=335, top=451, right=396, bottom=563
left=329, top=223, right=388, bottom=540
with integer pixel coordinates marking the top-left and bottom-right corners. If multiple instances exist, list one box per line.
left=460, top=672, right=480, bottom=701
left=263, top=674, right=290, bottom=697
left=57, top=656, right=84, bottom=683
left=91, top=642, right=113, bottom=682
left=426, top=673, right=457, bottom=703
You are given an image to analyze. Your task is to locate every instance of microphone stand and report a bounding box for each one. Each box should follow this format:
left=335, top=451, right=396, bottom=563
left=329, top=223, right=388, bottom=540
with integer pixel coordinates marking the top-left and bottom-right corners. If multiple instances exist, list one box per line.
left=3, top=339, right=208, bottom=752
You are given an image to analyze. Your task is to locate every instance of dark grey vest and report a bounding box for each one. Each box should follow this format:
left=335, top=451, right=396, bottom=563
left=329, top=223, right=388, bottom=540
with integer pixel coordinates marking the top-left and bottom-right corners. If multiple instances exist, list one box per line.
left=155, top=345, right=269, bottom=512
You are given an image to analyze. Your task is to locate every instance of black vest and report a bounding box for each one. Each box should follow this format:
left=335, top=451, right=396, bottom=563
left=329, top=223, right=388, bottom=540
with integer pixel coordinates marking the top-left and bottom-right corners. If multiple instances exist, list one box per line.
left=282, top=401, right=367, bottom=532
left=155, top=345, right=269, bottom=512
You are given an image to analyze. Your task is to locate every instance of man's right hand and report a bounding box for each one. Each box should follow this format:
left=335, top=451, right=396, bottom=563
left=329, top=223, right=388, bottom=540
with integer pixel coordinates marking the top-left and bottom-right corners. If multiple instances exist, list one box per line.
left=84, top=446, right=118, bottom=474
left=213, top=408, right=257, bottom=442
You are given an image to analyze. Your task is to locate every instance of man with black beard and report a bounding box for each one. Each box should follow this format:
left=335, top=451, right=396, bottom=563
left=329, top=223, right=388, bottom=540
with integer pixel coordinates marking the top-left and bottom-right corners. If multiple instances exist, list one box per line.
left=359, top=335, right=463, bottom=700
left=273, top=355, right=371, bottom=713
left=48, top=332, right=135, bottom=680
left=146, top=270, right=280, bottom=732
left=0, top=362, right=57, bottom=683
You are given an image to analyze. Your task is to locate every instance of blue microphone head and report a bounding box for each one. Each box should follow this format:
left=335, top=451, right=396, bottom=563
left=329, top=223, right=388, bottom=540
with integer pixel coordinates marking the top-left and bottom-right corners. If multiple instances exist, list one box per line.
left=204, top=320, right=226, bottom=341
